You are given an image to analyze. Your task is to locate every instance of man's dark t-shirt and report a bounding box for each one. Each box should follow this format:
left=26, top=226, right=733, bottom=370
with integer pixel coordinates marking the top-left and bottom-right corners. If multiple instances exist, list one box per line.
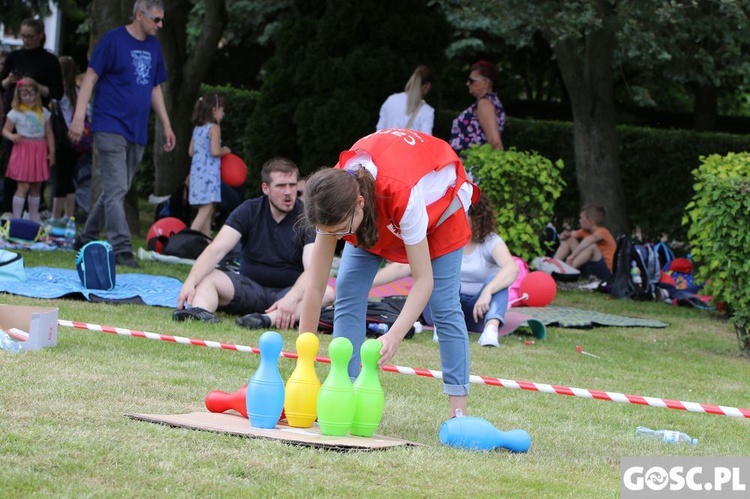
left=224, top=197, right=314, bottom=289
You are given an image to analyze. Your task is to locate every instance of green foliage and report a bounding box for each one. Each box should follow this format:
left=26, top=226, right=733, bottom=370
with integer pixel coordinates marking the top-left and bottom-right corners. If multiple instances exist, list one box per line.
left=684, top=152, right=750, bottom=352
left=248, top=0, right=450, bottom=179
left=0, top=0, right=51, bottom=28
left=462, top=145, right=565, bottom=261
left=499, top=118, right=750, bottom=240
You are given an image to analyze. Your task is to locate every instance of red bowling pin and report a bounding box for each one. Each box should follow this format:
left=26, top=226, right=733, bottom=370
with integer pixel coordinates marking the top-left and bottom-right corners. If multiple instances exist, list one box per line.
left=205, top=385, right=248, bottom=418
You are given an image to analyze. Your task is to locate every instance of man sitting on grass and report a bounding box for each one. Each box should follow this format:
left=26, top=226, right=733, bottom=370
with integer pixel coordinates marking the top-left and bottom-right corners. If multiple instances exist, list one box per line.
left=172, top=157, right=335, bottom=329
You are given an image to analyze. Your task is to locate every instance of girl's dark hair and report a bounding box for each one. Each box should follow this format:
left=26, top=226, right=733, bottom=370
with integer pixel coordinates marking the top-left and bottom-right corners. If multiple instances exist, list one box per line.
left=59, top=56, right=77, bottom=109
left=468, top=191, right=497, bottom=244
left=305, top=167, right=379, bottom=248
left=191, top=92, right=224, bottom=126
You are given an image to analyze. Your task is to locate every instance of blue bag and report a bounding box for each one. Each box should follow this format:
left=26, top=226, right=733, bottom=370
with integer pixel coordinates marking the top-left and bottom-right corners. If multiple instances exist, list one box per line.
left=76, top=241, right=116, bottom=290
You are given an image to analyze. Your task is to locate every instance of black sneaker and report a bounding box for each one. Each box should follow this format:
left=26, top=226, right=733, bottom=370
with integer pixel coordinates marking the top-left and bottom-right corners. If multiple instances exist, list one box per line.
left=235, top=313, right=272, bottom=329
left=172, top=307, right=220, bottom=323
left=115, top=252, right=138, bottom=268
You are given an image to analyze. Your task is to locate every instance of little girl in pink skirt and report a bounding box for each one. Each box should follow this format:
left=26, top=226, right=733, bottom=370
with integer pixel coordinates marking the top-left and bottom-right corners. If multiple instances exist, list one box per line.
left=2, top=78, right=55, bottom=221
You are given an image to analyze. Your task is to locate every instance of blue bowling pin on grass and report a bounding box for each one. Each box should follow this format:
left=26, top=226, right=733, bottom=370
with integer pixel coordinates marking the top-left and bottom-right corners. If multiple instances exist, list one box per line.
left=439, top=414, right=532, bottom=453
left=246, top=331, right=285, bottom=429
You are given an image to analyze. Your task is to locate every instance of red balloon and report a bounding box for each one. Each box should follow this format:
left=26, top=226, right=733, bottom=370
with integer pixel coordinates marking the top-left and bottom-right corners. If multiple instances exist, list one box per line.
left=221, top=153, right=248, bottom=187
left=146, top=217, right=186, bottom=253
left=518, top=271, right=557, bottom=307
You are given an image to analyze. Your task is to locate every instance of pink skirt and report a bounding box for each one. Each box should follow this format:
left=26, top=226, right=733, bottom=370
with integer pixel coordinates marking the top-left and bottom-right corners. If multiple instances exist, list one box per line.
left=6, top=139, right=50, bottom=183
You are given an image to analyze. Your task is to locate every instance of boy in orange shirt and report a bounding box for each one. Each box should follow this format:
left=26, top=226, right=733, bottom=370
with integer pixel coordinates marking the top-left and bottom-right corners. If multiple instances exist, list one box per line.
left=554, top=204, right=616, bottom=280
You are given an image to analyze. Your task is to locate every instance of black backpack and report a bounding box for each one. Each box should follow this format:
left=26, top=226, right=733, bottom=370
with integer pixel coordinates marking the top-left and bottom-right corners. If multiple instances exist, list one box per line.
left=318, top=296, right=416, bottom=340
left=605, top=235, right=656, bottom=300
left=161, top=229, right=213, bottom=260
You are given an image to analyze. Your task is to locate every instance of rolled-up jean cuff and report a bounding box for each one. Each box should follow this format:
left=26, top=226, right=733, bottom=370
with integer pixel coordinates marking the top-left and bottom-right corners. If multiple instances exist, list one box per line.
left=443, top=383, right=470, bottom=397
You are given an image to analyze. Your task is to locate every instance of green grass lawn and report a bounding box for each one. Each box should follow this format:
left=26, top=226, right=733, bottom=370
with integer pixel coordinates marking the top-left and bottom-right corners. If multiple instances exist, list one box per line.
left=0, top=226, right=748, bottom=497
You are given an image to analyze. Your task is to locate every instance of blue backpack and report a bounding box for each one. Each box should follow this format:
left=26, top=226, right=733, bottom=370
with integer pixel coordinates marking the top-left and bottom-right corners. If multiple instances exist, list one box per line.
left=76, top=241, right=116, bottom=290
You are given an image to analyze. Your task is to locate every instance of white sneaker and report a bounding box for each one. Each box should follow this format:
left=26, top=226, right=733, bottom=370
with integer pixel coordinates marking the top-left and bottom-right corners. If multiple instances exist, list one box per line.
left=478, top=325, right=500, bottom=347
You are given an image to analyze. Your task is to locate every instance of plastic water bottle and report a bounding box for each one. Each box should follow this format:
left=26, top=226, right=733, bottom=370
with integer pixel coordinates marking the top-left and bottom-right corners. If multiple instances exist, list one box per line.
left=636, top=426, right=697, bottom=446
left=65, top=216, right=76, bottom=240
left=367, top=323, right=389, bottom=335
left=0, top=330, right=22, bottom=353
left=630, top=261, right=642, bottom=285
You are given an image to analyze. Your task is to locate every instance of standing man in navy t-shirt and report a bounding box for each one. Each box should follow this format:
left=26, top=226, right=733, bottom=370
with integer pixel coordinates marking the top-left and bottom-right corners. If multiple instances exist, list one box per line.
left=68, top=0, right=176, bottom=268
left=173, top=157, right=335, bottom=329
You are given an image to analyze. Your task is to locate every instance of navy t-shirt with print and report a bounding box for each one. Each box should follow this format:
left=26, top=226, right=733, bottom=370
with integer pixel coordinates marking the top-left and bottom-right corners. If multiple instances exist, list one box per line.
left=88, top=26, right=167, bottom=145
left=224, top=197, right=314, bottom=289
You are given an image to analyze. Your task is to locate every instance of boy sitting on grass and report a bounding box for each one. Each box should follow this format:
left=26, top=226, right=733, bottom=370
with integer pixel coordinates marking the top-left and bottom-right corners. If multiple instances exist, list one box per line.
left=554, top=203, right=616, bottom=281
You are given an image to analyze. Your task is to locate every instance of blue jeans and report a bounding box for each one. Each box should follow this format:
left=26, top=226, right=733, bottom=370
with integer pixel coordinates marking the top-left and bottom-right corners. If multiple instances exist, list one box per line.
left=423, top=275, right=509, bottom=333
left=334, top=243, right=469, bottom=396
left=81, top=133, right=144, bottom=255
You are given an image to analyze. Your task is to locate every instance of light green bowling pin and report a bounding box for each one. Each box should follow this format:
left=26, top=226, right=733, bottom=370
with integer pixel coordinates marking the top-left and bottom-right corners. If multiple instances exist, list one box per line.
left=351, top=339, right=385, bottom=437
left=316, top=337, right=355, bottom=436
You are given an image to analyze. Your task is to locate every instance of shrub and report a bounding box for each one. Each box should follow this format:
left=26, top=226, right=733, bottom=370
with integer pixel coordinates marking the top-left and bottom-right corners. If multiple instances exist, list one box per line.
left=685, top=152, right=750, bottom=354
left=462, top=145, right=565, bottom=262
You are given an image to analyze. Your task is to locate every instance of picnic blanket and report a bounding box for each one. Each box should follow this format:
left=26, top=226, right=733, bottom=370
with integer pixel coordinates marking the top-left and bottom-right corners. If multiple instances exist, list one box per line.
left=0, top=266, right=182, bottom=307
left=509, top=306, right=668, bottom=328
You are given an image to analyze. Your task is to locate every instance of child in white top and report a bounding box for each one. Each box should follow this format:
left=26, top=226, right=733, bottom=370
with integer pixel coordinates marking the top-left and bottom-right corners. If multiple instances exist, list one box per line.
left=188, top=92, right=230, bottom=236
left=2, top=78, right=55, bottom=222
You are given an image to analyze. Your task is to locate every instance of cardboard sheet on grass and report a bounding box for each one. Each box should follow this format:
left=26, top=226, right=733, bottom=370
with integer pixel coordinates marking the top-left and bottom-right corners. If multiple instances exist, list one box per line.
left=0, top=266, right=182, bottom=307
left=126, top=411, right=419, bottom=451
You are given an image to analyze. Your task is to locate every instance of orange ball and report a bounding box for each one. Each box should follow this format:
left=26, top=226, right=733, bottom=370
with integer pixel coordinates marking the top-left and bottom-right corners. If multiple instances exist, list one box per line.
left=518, top=271, right=557, bottom=307
left=221, top=154, right=248, bottom=187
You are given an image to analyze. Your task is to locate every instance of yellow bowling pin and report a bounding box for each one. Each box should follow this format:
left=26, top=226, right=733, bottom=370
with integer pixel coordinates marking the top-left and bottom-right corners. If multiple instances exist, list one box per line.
left=284, top=332, right=321, bottom=428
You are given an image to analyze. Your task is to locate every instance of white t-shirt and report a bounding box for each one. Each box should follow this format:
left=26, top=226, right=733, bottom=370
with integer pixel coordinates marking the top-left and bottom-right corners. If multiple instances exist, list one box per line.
left=7, top=108, right=50, bottom=139
left=376, top=92, right=435, bottom=135
left=460, top=233, right=503, bottom=296
left=343, top=151, right=473, bottom=247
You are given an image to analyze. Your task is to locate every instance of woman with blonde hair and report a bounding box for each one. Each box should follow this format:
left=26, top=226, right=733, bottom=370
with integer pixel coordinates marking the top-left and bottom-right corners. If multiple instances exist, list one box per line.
left=376, top=65, right=434, bottom=134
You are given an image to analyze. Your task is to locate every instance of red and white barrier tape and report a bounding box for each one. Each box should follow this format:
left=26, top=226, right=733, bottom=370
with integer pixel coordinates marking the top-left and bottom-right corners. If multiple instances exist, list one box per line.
left=57, top=319, right=750, bottom=419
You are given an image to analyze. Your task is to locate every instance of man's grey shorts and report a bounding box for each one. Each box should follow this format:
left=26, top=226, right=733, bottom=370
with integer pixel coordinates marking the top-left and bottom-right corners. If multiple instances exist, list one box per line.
left=219, top=271, right=292, bottom=315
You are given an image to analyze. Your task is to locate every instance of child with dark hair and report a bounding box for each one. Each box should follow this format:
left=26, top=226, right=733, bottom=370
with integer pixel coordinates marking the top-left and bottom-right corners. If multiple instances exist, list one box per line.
left=554, top=203, right=616, bottom=280
left=188, top=92, right=231, bottom=236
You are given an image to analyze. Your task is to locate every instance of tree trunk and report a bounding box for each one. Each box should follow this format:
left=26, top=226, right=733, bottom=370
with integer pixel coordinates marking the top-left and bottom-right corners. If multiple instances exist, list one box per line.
left=692, top=83, right=718, bottom=132
left=545, top=2, right=628, bottom=237
left=88, top=1, right=141, bottom=236
left=153, top=0, right=228, bottom=196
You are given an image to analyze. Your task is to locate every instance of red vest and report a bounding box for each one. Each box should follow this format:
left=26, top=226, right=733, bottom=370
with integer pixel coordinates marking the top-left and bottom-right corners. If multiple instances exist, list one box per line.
left=335, top=129, right=477, bottom=263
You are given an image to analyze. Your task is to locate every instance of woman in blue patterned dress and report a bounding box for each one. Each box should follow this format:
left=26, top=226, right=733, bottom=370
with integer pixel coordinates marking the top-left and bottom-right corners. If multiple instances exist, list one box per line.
left=449, top=61, right=505, bottom=154
left=188, top=92, right=231, bottom=236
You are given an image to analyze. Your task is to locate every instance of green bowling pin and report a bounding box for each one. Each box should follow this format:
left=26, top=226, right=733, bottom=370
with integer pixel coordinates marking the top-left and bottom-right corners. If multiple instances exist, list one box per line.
left=350, top=339, right=385, bottom=437
left=316, top=337, right=355, bottom=436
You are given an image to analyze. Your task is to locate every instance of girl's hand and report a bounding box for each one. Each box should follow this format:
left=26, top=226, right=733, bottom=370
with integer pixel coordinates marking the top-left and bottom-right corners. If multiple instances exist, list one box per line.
left=48, top=152, right=55, bottom=167
left=10, top=133, right=21, bottom=144
left=377, top=332, right=403, bottom=367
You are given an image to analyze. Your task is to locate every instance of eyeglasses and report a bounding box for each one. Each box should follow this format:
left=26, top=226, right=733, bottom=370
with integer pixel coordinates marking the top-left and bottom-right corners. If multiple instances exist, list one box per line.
left=140, top=11, right=164, bottom=24
left=466, top=76, right=486, bottom=85
left=315, top=211, right=355, bottom=237
left=20, top=33, right=38, bottom=40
